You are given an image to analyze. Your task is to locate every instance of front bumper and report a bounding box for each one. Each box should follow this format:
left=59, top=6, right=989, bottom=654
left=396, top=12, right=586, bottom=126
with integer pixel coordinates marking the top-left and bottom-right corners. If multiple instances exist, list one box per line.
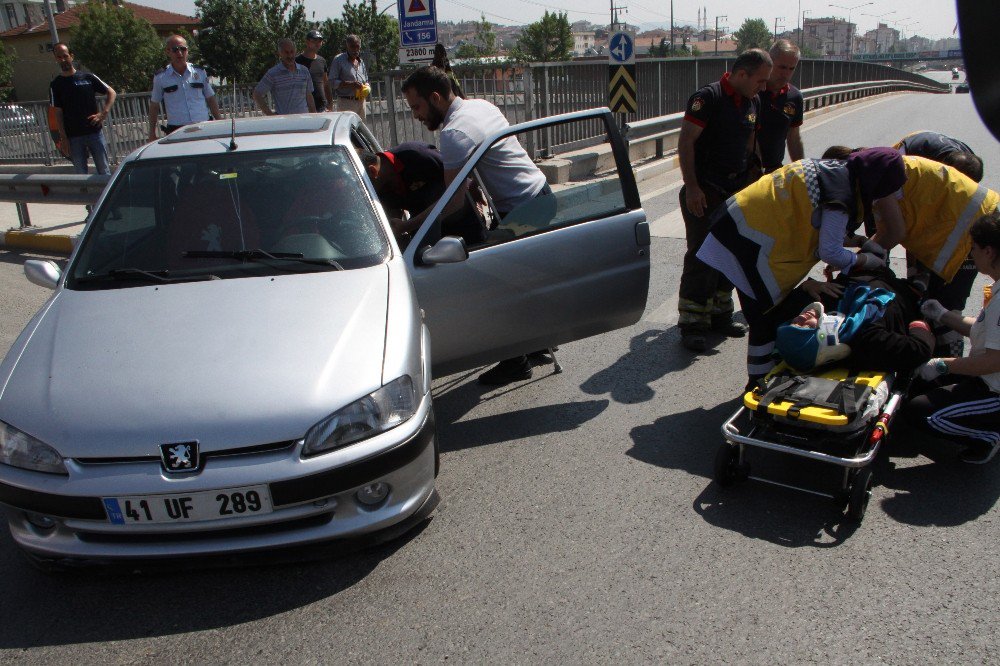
left=0, top=398, right=436, bottom=562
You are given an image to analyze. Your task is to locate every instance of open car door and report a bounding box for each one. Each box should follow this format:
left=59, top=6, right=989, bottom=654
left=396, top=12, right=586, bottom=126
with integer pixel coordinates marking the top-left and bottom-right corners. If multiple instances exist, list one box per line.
left=404, top=107, right=650, bottom=376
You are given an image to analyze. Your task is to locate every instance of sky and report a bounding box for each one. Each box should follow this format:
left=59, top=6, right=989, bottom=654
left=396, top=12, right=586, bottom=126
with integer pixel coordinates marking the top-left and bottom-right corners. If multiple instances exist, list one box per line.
left=149, top=0, right=961, bottom=40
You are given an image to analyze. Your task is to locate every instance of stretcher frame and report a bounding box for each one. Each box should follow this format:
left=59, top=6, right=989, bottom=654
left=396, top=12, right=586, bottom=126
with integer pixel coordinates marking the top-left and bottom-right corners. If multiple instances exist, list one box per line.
left=717, top=375, right=906, bottom=523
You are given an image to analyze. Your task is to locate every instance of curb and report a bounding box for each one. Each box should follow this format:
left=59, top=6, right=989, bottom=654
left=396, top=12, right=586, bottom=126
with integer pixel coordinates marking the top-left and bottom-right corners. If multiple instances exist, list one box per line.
left=2, top=229, right=76, bottom=255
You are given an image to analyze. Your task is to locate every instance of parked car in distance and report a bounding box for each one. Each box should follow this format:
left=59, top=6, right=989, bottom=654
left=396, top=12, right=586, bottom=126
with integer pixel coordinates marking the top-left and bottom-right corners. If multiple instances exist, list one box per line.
left=955, top=82, right=970, bottom=94
left=0, top=109, right=649, bottom=568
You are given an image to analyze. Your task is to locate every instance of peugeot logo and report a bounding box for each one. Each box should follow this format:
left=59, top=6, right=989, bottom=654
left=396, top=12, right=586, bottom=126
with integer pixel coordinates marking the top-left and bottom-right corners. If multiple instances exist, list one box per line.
left=159, top=441, right=200, bottom=473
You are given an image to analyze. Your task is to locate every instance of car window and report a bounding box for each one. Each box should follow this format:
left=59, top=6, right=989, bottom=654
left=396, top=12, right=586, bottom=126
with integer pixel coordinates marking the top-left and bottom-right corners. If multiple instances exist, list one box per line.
left=68, top=146, right=390, bottom=289
left=431, top=116, right=630, bottom=251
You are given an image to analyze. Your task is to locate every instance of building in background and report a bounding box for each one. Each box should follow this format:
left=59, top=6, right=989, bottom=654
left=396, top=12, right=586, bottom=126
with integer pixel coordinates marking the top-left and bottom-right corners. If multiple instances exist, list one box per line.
left=0, top=0, right=197, bottom=101
left=803, top=17, right=855, bottom=56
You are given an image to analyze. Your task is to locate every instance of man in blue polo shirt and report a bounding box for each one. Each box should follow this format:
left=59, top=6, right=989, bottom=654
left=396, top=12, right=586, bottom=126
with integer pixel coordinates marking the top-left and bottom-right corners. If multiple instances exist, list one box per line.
left=148, top=34, right=222, bottom=140
left=757, top=39, right=804, bottom=174
left=253, top=38, right=316, bottom=115
left=676, top=49, right=772, bottom=352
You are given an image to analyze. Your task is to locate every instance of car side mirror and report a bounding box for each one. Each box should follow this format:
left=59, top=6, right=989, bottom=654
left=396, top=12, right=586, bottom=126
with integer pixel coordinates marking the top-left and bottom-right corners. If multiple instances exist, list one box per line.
left=24, top=259, right=62, bottom=290
left=420, top=236, right=468, bottom=265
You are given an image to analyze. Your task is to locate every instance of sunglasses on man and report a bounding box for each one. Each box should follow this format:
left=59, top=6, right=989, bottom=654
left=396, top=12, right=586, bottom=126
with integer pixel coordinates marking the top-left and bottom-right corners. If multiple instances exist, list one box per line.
left=170, top=45, right=189, bottom=53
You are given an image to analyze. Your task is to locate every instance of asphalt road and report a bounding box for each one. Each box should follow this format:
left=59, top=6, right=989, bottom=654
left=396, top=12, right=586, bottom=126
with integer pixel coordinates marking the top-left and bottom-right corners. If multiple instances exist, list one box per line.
left=0, top=90, right=997, bottom=664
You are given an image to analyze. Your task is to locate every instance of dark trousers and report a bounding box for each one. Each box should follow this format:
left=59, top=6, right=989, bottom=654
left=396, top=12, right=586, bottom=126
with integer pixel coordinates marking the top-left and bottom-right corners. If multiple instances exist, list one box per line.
left=902, top=378, right=1000, bottom=454
left=677, top=183, right=734, bottom=330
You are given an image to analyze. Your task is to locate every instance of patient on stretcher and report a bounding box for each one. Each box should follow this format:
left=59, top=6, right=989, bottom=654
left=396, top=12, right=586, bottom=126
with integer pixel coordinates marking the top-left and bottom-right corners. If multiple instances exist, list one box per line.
left=774, top=274, right=935, bottom=374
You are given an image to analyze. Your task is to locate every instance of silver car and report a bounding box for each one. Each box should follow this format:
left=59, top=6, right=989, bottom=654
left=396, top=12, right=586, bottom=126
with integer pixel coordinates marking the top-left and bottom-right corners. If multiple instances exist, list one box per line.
left=0, top=109, right=649, bottom=566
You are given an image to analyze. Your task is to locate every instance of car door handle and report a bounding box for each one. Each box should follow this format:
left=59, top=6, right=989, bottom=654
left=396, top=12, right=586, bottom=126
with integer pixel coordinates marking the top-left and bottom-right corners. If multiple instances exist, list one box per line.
left=635, top=221, right=650, bottom=247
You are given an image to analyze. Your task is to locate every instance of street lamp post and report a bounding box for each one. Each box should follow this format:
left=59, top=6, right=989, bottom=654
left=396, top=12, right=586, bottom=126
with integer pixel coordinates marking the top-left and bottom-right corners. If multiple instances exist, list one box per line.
left=829, top=2, right=873, bottom=57
left=800, top=9, right=812, bottom=48
left=774, top=17, right=784, bottom=41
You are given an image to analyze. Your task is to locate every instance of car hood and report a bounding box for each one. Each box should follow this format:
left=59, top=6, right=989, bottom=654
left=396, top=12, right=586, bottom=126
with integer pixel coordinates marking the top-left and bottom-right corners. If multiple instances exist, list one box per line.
left=0, top=267, right=389, bottom=458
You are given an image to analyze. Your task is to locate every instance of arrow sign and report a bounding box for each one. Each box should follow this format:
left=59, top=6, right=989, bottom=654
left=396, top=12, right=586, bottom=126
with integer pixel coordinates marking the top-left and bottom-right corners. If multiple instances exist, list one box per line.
left=609, top=31, right=635, bottom=65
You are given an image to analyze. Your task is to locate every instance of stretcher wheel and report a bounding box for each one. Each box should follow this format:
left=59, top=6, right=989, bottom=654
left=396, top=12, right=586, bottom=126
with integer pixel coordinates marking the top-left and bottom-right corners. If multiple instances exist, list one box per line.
left=714, top=442, right=747, bottom=487
left=846, top=467, right=874, bottom=523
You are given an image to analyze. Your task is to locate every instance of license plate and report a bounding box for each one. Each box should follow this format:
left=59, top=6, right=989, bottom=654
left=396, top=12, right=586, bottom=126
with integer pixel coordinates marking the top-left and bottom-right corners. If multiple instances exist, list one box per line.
left=103, top=485, right=273, bottom=525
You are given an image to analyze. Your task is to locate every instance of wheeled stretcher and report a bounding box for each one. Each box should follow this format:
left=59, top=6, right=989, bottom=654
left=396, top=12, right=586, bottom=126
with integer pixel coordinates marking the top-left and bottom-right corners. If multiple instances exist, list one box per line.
left=716, top=364, right=907, bottom=523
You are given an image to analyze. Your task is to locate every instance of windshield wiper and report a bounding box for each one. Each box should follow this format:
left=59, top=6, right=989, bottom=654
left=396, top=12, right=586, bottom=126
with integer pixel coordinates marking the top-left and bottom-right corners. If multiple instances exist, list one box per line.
left=77, top=268, right=218, bottom=284
left=183, top=249, right=343, bottom=269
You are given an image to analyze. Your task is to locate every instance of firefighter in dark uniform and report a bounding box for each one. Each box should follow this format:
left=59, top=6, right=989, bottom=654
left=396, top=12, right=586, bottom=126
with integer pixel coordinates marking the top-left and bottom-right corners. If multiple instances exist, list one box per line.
left=757, top=39, right=804, bottom=173
left=894, top=130, right=985, bottom=357
left=676, top=48, right=773, bottom=352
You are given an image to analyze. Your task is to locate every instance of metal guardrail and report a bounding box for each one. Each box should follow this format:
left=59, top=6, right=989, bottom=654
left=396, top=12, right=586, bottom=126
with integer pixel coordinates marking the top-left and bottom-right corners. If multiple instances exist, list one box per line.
left=625, top=79, right=949, bottom=158
left=0, top=173, right=111, bottom=205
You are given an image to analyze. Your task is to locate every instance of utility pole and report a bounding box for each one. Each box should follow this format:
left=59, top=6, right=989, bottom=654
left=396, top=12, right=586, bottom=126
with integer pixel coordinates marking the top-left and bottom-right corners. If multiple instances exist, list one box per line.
left=774, top=17, right=784, bottom=40
left=43, top=0, right=59, bottom=45
left=670, top=0, right=674, bottom=54
left=715, top=15, right=726, bottom=55
left=801, top=9, right=812, bottom=48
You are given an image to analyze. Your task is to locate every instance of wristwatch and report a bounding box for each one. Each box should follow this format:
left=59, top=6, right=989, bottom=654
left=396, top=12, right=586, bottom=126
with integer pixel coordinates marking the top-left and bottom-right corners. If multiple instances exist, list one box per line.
left=934, top=359, right=948, bottom=375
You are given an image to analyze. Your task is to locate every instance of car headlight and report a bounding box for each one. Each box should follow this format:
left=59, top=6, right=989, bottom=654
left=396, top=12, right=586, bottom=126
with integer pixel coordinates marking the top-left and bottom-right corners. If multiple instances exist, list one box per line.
left=302, top=376, right=417, bottom=457
left=0, top=421, right=68, bottom=475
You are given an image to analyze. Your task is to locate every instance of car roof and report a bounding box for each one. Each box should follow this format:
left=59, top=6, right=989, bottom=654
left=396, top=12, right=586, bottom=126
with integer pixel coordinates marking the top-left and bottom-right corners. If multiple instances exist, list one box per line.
left=133, top=112, right=359, bottom=161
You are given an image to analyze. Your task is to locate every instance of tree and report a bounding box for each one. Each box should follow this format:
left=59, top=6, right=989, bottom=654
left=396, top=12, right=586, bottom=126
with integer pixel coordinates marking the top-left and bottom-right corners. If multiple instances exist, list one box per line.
left=733, top=18, right=772, bottom=54
left=195, top=0, right=308, bottom=85
left=455, top=14, right=497, bottom=59
left=512, top=11, right=573, bottom=62
left=0, top=40, right=15, bottom=102
left=314, top=0, right=400, bottom=74
left=71, top=0, right=162, bottom=92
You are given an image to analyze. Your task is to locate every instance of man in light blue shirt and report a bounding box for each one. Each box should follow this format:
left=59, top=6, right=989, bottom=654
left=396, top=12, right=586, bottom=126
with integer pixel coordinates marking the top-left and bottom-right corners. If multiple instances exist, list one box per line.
left=148, top=34, right=222, bottom=140
left=253, top=38, right=316, bottom=115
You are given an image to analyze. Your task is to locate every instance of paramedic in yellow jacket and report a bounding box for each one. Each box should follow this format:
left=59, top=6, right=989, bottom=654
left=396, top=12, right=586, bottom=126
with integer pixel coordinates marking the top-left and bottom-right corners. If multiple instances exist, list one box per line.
left=697, top=147, right=998, bottom=382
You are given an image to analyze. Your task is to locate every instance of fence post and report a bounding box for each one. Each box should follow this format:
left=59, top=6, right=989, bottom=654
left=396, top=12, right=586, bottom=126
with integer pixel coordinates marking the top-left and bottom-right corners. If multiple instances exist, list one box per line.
left=384, top=73, right=399, bottom=147
left=657, top=61, right=663, bottom=116
left=523, top=66, right=535, bottom=158
left=16, top=203, right=31, bottom=228
left=541, top=64, right=551, bottom=158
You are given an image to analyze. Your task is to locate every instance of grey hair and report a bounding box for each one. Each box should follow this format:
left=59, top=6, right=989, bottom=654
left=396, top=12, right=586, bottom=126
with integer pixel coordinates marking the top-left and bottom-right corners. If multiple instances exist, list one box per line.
left=770, top=39, right=801, bottom=59
left=276, top=37, right=295, bottom=51
left=346, top=34, right=361, bottom=46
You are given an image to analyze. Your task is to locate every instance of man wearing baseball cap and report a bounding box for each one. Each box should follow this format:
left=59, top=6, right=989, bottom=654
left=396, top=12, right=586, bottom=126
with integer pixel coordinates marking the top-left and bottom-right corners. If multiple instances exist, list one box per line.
left=296, top=30, right=332, bottom=112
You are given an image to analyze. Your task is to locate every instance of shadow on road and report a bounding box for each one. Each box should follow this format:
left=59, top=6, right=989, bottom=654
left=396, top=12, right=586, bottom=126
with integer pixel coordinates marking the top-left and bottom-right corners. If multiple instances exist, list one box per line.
left=877, top=457, right=1000, bottom=527
left=0, top=520, right=428, bottom=649
left=580, top=326, right=719, bottom=404
left=627, top=397, right=859, bottom=547
left=437, top=396, right=610, bottom=453
left=0, top=249, right=68, bottom=267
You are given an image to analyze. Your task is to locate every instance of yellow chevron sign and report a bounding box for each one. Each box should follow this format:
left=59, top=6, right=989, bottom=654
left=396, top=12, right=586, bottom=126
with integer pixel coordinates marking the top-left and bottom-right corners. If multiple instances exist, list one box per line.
left=609, top=65, right=636, bottom=113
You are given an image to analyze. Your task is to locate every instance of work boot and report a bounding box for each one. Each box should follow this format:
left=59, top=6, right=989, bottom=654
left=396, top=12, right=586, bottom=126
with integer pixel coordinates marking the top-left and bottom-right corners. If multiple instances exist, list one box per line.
left=711, top=314, right=748, bottom=337
left=478, top=355, right=532, bottom=385
left=680, top=329, right=707, bottom=352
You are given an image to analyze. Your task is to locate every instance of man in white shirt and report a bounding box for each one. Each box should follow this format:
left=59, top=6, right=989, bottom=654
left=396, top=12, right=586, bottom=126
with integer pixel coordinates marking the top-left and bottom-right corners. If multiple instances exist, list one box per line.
left=400, top=66, right=552, bottom=385
left=148, top=34, right=222, bottom=140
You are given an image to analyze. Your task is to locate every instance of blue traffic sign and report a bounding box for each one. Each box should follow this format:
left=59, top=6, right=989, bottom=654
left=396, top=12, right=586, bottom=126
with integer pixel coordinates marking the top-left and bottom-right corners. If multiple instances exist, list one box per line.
left=398, top=0, right=437, bottom=46
left=609, top=32, right=634, bottom=64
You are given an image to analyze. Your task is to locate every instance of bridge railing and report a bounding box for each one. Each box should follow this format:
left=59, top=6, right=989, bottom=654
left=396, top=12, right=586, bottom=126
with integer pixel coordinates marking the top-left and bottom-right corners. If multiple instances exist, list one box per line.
left=0, top=58, right=946, bottom=168
left=625, top=78, right=948, bottom=159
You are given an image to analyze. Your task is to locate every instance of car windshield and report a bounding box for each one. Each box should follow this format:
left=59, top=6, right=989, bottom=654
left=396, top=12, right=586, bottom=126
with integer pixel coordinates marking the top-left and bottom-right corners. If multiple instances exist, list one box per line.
left=68, top=146, right=389, bottom=289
